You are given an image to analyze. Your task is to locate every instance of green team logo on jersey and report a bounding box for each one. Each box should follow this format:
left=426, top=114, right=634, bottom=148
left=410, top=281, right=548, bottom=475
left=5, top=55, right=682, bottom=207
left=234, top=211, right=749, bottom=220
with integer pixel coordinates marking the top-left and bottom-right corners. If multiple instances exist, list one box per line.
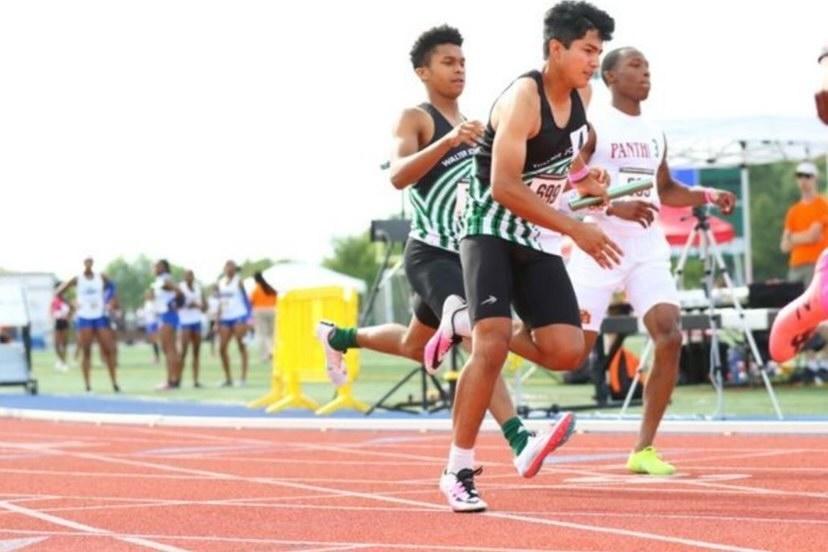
left=409, top=159, right=472, bottom=252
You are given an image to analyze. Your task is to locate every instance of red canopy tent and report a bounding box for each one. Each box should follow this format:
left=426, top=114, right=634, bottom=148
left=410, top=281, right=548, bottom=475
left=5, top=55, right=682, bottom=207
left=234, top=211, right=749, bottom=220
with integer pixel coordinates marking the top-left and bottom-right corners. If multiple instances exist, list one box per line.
left=658, top=205, right=736, bottom=247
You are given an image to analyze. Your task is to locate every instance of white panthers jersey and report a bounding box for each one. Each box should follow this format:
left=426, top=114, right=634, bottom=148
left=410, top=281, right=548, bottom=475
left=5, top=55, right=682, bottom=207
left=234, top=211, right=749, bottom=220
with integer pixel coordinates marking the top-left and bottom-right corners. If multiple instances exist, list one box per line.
left=76, top=272, right=105, bottom=319
left=584, top=105, right=666, bottom=236
left=178, top=282, right=203, bottom=324
left=218, top=275, right=247, bottom=320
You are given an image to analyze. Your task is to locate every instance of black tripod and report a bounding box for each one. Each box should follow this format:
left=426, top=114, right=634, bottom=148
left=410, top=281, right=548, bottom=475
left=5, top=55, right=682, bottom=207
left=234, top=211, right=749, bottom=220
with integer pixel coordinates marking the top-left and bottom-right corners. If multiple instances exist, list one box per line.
left=620, top=206, right=782, bottom=419
left=361, top=219, right=453, bottom=415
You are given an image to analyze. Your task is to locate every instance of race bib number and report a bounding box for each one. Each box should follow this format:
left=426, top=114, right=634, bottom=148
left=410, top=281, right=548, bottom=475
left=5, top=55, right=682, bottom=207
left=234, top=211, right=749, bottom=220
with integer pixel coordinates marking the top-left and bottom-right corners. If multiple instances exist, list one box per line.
left=617, top=167, right=654, bottom=199
left=529, top=174, right=567, bottom=208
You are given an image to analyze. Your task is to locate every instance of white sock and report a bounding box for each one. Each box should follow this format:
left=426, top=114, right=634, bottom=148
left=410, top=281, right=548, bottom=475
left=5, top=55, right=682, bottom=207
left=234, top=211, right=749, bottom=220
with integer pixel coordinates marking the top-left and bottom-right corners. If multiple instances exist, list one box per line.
left=446, top=444, right=475, bottom=474
left=452, top=305, right=471, bottom=338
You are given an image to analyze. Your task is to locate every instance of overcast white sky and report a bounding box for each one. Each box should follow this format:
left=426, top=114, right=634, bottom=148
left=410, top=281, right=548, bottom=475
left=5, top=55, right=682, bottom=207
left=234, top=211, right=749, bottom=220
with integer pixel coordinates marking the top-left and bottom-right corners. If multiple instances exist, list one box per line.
left=1, top=0, right=825, bottom=281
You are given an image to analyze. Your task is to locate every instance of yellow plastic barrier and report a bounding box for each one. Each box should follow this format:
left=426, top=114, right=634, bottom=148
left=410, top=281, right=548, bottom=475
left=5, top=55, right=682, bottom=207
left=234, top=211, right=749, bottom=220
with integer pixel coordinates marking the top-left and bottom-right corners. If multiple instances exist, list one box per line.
left=248, top=286, right=368, bottom=415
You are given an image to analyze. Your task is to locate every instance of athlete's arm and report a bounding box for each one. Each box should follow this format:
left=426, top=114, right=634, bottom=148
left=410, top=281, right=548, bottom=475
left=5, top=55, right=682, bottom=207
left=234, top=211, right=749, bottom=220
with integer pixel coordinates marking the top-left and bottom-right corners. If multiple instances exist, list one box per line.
left=55, top=277, right=77, bottom=298
left=490, top=80, right=621, bottom=268
left=389, top=108, right=483, bottom=189
left=788, top=222, right=824, bottom=246
left=657, top=140, right=735, bottom=214
left=568, top=127, right=609, bottom=200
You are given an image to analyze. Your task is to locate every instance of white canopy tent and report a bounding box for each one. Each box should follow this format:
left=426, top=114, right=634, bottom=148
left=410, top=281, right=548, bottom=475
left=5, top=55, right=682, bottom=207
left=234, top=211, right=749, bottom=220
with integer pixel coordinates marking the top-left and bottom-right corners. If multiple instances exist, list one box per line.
left=663, top=116, right=828, bottom=282
left=243, top=261, right=367, bottom=295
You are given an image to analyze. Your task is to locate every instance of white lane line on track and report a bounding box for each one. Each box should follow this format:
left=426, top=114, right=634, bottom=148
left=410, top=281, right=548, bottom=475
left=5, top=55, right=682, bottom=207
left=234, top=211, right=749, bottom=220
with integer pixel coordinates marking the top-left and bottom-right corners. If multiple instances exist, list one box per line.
left=0, top=529, right=613, bottom=551
left=10, top=439, right=769, bottom=552
left=0, top=501, right=186, bottom=552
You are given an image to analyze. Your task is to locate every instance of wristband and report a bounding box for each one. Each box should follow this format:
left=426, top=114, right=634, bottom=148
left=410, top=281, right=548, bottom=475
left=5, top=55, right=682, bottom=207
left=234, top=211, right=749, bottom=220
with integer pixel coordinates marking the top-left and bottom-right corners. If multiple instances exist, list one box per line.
left=568, top=165, right=590, bottom=184
left=701, top=187, right=719, bottom=204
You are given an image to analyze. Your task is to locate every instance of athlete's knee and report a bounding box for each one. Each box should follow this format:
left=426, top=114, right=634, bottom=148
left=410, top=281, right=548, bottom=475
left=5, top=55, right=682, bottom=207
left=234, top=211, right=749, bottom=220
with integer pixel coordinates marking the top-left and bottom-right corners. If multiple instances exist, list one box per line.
left=553, top=342, right=586, bottom=371
left=471, top=334, right=510, bottom=371
left=651, top=316, right=683, bottom=352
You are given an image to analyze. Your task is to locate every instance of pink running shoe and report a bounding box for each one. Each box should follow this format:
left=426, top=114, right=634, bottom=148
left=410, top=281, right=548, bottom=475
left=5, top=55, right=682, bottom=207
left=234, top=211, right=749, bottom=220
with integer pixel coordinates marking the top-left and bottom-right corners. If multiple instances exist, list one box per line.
left=770, top=249, right=828, bottom=362
left=423, top=295, right=466, bottom=374
left=514, top=412, right=576, bottom=478
left=315, top=321, right=348, bottom=387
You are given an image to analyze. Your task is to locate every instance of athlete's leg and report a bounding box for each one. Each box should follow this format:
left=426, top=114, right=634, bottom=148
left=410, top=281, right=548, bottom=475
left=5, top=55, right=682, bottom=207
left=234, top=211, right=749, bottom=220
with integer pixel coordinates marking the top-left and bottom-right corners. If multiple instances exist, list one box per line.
left=218, top=324, right=233, bottom=384
left=77, top=327, right=94, bottom=391
left=158, top=324, right=179, bottom=387
left=54, top=327, right=68, bottom=366
left=771, top=249, right=828, bottom=362
left=233, top=322, right=248, bottom=384
left=96, top=325, right=120, bottom=391
left=511, top=252, right=585, bottom=370
left=638, top=304, right=682, bottom=451
left=190, top=329, right=202, bottom=386
left=624, top=251, right=682, bottom=475
left=179, top=329, right=190, bottom=371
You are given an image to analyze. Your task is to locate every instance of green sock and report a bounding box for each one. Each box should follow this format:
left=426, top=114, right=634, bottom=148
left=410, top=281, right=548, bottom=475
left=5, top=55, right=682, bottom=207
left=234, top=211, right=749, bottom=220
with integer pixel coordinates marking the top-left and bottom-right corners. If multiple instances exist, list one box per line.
left=328, top=327, right=359, bottom=352
left=501, top=416, right=530, bottom=456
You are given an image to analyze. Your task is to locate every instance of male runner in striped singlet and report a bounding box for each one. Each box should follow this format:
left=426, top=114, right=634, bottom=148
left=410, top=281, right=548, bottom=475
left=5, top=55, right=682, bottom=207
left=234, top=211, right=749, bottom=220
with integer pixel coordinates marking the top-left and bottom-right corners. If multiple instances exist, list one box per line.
left=431, top=2, right=622, bottom=512
left=316, top=26, right=569, bottom=503
left=565, top=47, right=734, bottom=475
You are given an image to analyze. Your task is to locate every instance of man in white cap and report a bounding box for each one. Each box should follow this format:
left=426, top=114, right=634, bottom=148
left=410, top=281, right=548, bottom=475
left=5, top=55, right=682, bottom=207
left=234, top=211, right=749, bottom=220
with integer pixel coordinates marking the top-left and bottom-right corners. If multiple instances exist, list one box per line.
left=781, top=161, right=828, bottom=284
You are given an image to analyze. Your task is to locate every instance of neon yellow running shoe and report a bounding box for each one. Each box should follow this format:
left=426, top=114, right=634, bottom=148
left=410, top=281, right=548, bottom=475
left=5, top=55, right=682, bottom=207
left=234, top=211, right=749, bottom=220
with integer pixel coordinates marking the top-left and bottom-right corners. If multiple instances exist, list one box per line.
left=626, top=446, right=676, bottom=476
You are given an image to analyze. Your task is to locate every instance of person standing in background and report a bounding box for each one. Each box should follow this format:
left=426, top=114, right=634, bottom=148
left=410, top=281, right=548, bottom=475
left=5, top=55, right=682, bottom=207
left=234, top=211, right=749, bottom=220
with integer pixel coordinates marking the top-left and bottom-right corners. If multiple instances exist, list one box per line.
left=140, top=289, right=161, bottom=364
left=249, top=271, right=277, bottom=363
left=56, top=257, right=120, bottom=393
left=178, top=270, right=206, bottom=387
left=205, top=285, right=220, bottom=357
left=781, top=162, right=828, bottom=285
left=50, top=282, right=72, bottom=372
left=217, top=261, right=250, bottom=386
left=153, top=259, right=182, bottom=390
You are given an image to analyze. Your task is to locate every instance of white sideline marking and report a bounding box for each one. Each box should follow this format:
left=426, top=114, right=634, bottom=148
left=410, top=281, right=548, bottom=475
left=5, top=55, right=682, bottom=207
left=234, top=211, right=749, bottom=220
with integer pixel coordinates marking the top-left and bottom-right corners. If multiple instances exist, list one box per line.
left=0, top=530, right=592, bottom=552
left=2, top=406, right=828, bottom=434
left=8, top=440, right=768, bottom=552
left=0, top=537, right=47, bottom=551
left=0, top=501, right=185, bottom=552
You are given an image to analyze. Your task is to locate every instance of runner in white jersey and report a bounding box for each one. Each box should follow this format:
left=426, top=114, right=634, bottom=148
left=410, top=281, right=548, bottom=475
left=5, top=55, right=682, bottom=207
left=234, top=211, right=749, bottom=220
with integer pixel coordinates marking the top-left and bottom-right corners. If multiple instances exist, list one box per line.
left=217, top=260, right=250, bottom=386
left=178, top=270, right=205, bottom=388
left=153, top=259, right=183, bottom=390
left=55, top=257, right=120, bottom=392
left=565, top=47, right=735, bottom=475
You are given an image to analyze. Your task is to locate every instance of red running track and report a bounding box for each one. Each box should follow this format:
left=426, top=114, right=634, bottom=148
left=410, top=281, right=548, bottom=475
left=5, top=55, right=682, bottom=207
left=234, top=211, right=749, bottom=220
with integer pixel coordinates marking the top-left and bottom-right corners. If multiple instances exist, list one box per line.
left=0, top=418, right=826, bottom=551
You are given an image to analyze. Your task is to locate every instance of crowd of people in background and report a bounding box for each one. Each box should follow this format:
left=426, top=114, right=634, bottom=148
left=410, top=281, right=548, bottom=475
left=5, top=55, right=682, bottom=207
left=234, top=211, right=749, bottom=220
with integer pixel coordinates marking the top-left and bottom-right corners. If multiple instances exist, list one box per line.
left=50, top=257, right=278, bottom=392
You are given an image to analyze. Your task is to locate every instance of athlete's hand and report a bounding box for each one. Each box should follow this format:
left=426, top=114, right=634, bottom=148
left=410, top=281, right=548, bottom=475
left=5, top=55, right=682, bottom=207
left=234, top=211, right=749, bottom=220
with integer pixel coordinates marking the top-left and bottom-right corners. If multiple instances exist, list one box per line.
left=571, top=221, right=623, bottom=269
left=607, top=200, right=659, bottom=228
left=573, top=167, right=610, bottom=206
left=712, top=190, right=736, bottom=215
left=445, top=120, right=485, bottom=148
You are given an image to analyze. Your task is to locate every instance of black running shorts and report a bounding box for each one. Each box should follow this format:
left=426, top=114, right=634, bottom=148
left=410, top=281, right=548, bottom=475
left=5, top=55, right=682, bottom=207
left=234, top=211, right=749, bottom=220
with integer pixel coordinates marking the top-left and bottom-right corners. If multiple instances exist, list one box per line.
left=460, top=234, right=581, bottom=329
left=404, top=238, right=466, bottom=329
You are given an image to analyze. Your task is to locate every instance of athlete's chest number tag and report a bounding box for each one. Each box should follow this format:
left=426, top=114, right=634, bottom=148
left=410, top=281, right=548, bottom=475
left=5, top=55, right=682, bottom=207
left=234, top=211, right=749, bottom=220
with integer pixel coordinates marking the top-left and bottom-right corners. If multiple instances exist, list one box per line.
left=618, top=168, right=654, bottom=199
left=529, top=174, right=567, bottom=208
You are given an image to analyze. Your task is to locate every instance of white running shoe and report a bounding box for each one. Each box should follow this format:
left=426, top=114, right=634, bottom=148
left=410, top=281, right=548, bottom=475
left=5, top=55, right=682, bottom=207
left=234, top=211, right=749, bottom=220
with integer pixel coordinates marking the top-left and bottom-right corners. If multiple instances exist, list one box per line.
left=423, top=295, right=466, bottom=374
left=439, top=467, right=487, bottom=513
left=513, top=412, right=576, bottom=478
left=315, top=321, right=348, bottom=387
